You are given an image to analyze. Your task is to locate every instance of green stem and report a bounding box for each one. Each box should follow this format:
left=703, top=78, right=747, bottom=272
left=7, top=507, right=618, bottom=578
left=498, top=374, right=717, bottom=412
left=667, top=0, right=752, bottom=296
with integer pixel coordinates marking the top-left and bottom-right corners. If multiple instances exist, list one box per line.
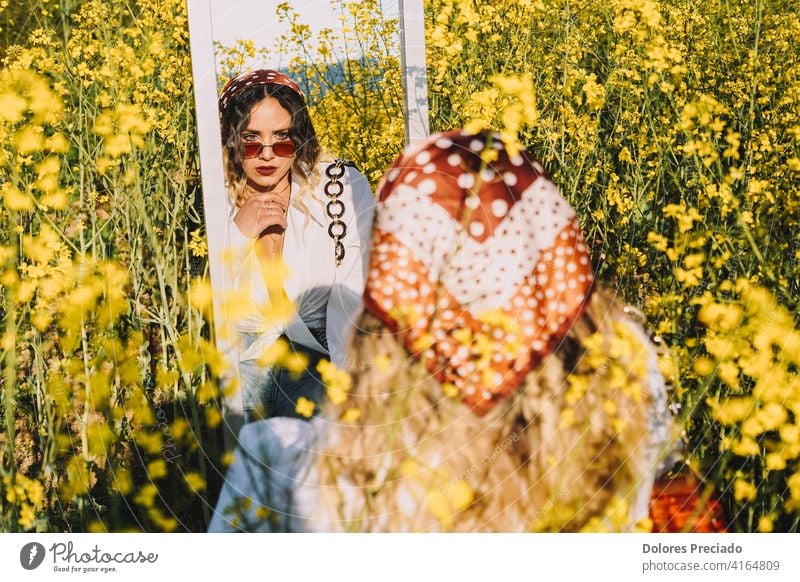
left=3, top=310, right=18, bottom=473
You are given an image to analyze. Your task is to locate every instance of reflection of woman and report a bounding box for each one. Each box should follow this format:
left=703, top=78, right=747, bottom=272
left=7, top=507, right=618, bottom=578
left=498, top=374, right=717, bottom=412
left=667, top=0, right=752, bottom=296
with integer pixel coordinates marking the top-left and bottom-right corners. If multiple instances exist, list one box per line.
left=209, top=130, right=675, bottom=532
left=219, top=69, right=375, bottom=422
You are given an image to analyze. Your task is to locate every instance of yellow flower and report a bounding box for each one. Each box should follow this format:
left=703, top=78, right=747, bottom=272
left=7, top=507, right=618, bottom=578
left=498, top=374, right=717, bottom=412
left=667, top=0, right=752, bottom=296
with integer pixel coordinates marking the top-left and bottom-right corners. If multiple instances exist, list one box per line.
left=317, top=358, right=352, bottom=405
left=477, top=309, right=519, bottom=333
left=374, top=354, right=391, bottom=372
left=257, top=338, right=289, bottom=367
left=412, top=332, right=435, bottom=352
left=779, top=424, right=800, bottom=444
left=424, top=479, right=474, bottom=530
left=663, top=203, right=703, bottom=233
left=112, top=468, right=133, bottom=495
left=765, top=453, right=786, bottom=472
left=196, top=381, right=218, bottom=404
left=581, top=73, right=605, bottom=110
left=221, top=451, right=235, bottom=468
left=717, top=361, right=740, bottom=388
left=730, top=437, right=759, bottom=457
left=188, top=229, right=208, bottom=258
left=326, top=386, right=348, bottom=405
left=147, top=459, right=168, bottom=479
left=425, top=489, right=453, bottom=529
left=733, top=479, right=757, bottom=502
left=723, top=131, right=741, bottom=159
left=740, top=417, right=763, bottom=438
left=14, top=126, right=44, bottom=153
left=0, top=91, right=27, bottom=123
left=340, top=407, right=361, bottom=423
left=389, top=304, right=421, bottom=327
left=147, top=508, right=177, bottom=532
left=452, top=328, right=472, bottom=345
left=104, top=134, right=132, bottom=158
left=257, top=257, right=291, bottom=292
left=560, top=407, right=577, bottom=427
left=62, top=456, right=93, bottom=500
left=171, top=418, right=190, bottom=440
left=675, top=266, right=702, bottom=287
left=284, top=352, right=309, bottom=378
left=44, top=132, right=69, bottom=153
left=788, top=472, right=800, bottom=503
left=40, top=188, right=68, bottom=210
left=693, top=356, right=715, bottom=376
left=29, top=308, right=50, bottom=331
left=184, top=472, right=206, bottom=492
left=295, top=397, right=316, bottom=418
left=205, top=406, right=222, bottom=428
left=254, top=506, right=271, bottom=521
left=1, top=183, right=34, bottom=211
left=698, top=302, right=743, bottom=332
left=450, top=481, right=475, bottom=512
left=19, top=504, right=37, bottom=530
left=134, top=432, right=162, bottom=454
left=399, top=458, right=421, bottom=478
left=188, top=278, right=213, bottom=312
left=442, top=382, right=460, bottom=399
left=708, top=396, right=754, bottom=425
left=756, top=403, right=788, bottom=433
left=757, top=516, right=774, bottom=533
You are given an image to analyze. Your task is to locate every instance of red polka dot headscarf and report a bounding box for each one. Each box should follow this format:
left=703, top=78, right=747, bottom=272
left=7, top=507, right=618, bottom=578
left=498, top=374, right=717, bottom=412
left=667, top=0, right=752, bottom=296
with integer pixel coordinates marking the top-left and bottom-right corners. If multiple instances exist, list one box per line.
left=365, top=130, right=595, bottom=416
left=219, top=69, right=304, bottom=113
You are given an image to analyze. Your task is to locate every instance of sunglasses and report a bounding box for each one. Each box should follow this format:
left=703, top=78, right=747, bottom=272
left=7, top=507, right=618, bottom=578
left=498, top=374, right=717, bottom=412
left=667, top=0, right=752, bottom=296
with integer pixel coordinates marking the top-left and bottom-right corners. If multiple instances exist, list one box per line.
left=242, top=140, right=296, bottom=158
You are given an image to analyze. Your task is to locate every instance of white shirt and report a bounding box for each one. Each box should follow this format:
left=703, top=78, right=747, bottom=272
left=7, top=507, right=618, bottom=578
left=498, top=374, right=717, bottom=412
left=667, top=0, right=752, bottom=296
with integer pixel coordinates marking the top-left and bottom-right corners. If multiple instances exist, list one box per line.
left=225, top=161, right=375, bottom=370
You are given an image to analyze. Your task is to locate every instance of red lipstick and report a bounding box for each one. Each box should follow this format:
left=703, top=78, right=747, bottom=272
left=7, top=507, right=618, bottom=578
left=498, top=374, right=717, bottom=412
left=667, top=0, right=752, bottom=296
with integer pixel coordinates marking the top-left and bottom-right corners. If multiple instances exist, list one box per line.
left=256, top=166, right=276, bottom=176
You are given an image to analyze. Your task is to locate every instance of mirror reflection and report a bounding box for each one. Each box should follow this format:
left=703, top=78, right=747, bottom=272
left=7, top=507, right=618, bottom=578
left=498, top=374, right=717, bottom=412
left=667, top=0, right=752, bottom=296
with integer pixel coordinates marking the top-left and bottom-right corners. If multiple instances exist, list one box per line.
left=190, top=0, right=410, bottom=434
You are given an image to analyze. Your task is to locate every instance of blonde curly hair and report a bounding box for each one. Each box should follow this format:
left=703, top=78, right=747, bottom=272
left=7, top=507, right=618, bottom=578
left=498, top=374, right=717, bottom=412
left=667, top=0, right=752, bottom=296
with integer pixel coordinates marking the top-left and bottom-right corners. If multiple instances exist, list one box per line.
left=310, top=288, right=664, bottom=532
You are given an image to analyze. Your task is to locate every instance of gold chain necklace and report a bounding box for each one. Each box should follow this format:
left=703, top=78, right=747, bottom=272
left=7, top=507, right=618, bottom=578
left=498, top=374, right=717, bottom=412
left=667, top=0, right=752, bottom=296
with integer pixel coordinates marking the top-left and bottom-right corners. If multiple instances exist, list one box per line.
left=271, top=179, right=291, bottom=200
left=269, top=180, right=291, bottom=256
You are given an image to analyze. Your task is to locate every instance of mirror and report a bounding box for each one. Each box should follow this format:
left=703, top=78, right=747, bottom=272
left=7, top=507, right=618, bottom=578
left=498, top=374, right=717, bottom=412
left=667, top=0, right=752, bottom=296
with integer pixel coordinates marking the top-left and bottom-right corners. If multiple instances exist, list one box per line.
left=186, top=0, right=428, bottom=441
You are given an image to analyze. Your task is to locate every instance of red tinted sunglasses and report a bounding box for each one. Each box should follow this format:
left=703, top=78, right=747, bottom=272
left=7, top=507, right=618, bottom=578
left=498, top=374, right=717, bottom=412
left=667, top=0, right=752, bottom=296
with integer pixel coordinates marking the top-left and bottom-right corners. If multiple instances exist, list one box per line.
left=242, top=140, right=296, bottom=158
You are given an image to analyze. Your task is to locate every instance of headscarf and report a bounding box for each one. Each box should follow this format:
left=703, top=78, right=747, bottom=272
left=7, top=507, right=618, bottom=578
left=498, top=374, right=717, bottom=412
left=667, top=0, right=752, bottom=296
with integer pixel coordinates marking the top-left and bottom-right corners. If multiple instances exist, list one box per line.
left=364, top=130, right=595, bottom=415
left=219, top=69, right=304, bottom=113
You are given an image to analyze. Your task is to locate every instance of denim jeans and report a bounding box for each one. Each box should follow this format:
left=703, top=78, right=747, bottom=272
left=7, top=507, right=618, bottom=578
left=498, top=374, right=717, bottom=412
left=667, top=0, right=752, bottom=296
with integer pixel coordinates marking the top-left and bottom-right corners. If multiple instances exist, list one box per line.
left=239, top=333, right=328, bottom=423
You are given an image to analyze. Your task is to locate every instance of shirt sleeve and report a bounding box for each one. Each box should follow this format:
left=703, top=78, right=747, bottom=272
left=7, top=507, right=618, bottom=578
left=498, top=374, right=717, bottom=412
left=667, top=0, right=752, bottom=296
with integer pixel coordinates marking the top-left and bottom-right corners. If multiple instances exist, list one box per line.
left=324, top=166, right=376, bottom=370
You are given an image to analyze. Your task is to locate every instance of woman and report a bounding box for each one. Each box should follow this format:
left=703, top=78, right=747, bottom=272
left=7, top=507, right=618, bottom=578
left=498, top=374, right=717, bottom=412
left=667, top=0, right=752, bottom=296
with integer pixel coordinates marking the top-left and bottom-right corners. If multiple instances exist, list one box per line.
left=209, top=130, right=676, bottom=532
left=219, top=69, right=375, bottom=422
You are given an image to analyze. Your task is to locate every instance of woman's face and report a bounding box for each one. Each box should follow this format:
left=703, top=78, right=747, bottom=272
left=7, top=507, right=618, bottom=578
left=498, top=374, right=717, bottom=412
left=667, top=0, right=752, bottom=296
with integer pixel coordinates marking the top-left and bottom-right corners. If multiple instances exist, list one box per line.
left=240, top=96, right=295, bottom=193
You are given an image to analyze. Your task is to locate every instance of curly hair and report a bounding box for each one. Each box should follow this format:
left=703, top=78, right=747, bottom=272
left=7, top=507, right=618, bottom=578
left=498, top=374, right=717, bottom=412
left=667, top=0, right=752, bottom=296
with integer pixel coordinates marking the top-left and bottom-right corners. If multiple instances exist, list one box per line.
left=310, top=288, right=665, bottom=531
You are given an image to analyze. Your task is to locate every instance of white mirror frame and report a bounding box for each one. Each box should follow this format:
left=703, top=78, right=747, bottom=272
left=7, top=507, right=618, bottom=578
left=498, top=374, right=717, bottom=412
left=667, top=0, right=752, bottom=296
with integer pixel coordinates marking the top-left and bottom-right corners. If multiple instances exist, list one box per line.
left=397, top=0, right=429, bottom=145
left=186, top=0, right=429, bottom=446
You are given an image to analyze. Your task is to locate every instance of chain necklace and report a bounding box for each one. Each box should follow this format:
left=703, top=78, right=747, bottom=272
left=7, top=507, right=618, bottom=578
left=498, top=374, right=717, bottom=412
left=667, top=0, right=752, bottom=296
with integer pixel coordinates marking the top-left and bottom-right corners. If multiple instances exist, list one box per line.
left=271, top=231, right=282, bottom=255
left=324, top=160, right=348, bottom=266
left=248, top=179, right=290, bottom=258
left=270, top=179, right=292, bottom=201
left=272, top=180, right=290, bottom=256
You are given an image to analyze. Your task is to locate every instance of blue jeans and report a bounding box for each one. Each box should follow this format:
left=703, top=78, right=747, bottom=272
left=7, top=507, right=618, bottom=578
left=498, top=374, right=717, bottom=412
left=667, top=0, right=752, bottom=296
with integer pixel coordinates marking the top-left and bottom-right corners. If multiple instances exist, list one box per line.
left=239, top=333, right=328, bottom=423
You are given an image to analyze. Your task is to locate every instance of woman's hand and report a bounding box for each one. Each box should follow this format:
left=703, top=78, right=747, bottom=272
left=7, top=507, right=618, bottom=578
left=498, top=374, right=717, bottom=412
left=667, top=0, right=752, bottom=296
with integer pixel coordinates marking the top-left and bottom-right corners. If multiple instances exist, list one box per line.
left=233, top=192, right=289, bottom=238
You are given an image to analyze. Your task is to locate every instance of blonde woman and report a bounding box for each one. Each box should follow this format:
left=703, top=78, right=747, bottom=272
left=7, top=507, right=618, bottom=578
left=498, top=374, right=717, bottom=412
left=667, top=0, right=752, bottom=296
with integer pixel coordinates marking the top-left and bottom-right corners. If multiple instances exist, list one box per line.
left=209, top=130, right=675, bottom=532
